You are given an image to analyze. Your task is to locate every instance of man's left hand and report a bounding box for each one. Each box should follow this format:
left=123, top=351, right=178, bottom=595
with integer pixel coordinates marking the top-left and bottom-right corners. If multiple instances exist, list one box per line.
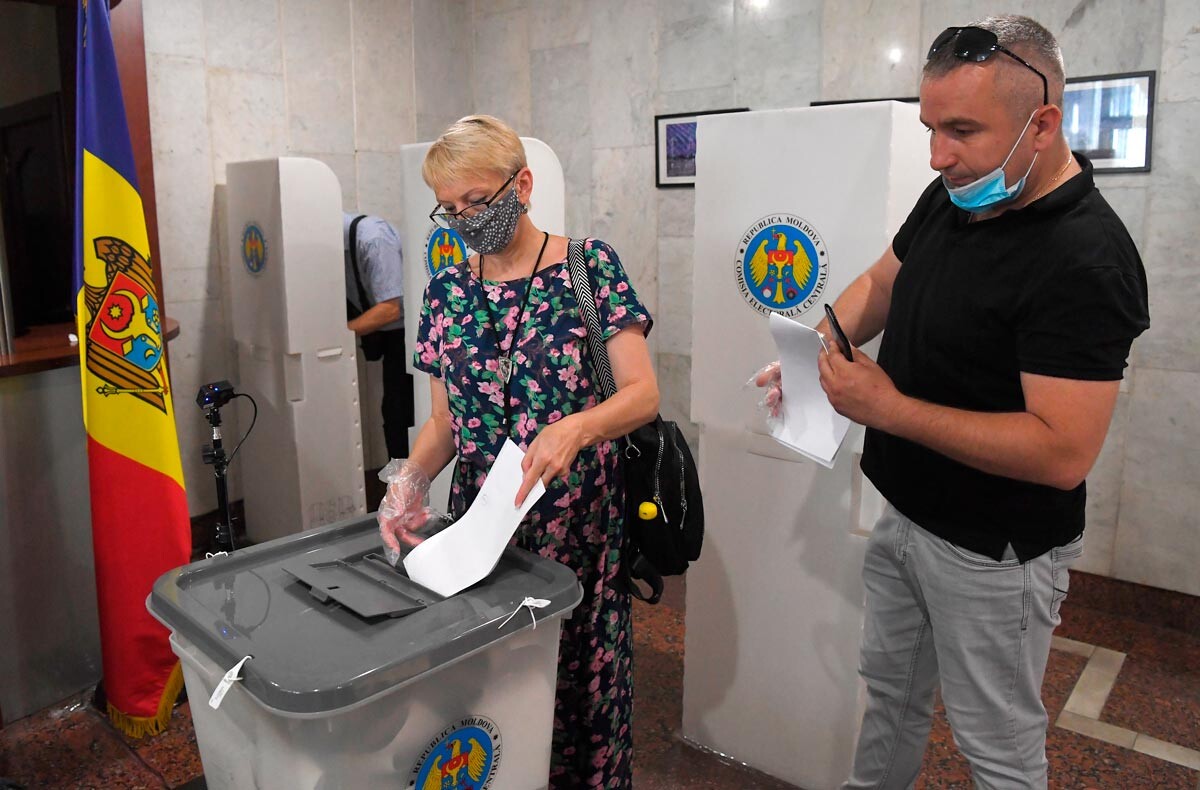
left=817, top=344, right=903, bottom=430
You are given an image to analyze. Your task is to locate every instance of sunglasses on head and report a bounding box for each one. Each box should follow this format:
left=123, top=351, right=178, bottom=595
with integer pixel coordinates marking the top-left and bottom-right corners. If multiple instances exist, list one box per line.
left=927, top=26, right=1049, bottom=106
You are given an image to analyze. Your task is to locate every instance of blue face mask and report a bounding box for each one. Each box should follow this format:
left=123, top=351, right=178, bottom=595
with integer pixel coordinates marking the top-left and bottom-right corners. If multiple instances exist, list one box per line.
left=944, top=110, right=1039, bottom=213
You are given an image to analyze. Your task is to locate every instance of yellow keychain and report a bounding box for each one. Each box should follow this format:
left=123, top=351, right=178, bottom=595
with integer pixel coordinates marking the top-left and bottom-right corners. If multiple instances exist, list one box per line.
left=637, top=501, right=658, bottom=520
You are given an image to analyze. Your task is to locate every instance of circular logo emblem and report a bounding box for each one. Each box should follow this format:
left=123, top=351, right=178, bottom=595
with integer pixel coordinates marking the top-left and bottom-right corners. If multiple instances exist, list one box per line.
left=425, top=225, right=471, bottom=278
left=241, top=222, right=267, bottom=274
left=735, top=214, right=828, bottom=317
left=409, top=716, right=502, bottom=790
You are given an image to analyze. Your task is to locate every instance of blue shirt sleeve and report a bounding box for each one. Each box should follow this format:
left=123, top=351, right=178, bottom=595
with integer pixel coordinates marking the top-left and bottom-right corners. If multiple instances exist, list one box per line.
left=351, top=216, right=405, bottom=305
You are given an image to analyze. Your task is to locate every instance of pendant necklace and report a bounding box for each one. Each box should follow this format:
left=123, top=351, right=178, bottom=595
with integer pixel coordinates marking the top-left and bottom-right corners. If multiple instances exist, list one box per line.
left=967, top=154, right=1075, bottom=225
left=1028, top=154, right=1074, bottom=204
left=477, top=231, right=550, bottom=388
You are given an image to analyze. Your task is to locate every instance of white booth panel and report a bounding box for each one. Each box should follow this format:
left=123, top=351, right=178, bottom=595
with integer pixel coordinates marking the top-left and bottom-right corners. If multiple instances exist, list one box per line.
left=225, top=157, right=366, bottom=543
left=684, top=102, right=933, bottom=789
left=399, top=138, right=565, bottom=511
left=691, top=102, right=931, bottom=427
left=685, top=423, right=870, bottom=781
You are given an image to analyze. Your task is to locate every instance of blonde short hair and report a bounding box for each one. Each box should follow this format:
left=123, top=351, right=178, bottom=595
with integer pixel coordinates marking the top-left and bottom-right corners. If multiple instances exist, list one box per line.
left=422, top=115, right=527, bottom=191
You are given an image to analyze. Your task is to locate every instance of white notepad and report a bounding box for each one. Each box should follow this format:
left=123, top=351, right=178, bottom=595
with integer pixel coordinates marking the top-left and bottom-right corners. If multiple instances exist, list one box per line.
left=403, top=439, right=547, bottom=598
left=767, top=312, right=851, bottom=468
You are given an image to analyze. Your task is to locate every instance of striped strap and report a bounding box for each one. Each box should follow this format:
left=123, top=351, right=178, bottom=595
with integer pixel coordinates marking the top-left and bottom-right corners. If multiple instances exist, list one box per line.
left=567, top=238, right=619, bottom=403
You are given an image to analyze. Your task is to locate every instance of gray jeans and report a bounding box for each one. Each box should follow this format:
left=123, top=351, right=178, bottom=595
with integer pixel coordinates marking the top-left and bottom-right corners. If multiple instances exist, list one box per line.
left=843, top=504, right=1083, bottom=790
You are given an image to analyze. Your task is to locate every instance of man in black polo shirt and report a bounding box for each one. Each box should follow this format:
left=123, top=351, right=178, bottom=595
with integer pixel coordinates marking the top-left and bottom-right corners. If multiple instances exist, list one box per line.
left=761, top=15, right=1149, bottom=788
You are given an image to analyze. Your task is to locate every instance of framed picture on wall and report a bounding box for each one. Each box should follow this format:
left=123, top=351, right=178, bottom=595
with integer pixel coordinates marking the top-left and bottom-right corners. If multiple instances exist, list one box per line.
left=655, top=108, right=748, bottom=188
left=1063, top=71, right=1155, bottom=173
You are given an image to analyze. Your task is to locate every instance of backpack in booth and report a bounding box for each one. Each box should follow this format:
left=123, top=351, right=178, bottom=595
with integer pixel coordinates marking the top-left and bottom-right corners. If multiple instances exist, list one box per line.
left=566, top=238, right=705, bottom=604
left=345, top=215, right=387, bottom=361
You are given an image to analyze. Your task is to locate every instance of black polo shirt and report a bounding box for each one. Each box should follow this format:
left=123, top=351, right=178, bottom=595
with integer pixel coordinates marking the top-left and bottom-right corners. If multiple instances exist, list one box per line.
left=861, top=153, right=1149, bottom=561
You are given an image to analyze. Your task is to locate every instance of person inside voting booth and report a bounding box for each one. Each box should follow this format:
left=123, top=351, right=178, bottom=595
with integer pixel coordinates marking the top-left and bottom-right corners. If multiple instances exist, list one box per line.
left=343, top=211, right=415, bottom=458
left=378, top=115, right=658, bottom=789
left=758, top=15, right=1148, bottom=789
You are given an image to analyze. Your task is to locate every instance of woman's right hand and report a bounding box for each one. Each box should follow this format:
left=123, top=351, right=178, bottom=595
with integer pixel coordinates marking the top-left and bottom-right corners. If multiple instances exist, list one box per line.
left=377, top=461, right=432, bottom=563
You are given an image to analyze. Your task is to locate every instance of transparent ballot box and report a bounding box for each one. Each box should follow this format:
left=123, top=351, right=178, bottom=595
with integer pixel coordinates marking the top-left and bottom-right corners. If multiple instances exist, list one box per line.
left=149, top=516, right=581, bottom=790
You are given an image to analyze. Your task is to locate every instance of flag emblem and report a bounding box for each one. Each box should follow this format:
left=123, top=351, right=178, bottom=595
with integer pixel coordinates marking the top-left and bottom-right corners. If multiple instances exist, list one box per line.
left=735, top=213, right=829, bottom=317
left=83, top=237, right=168, bottom=410
left=411, top=716, right=502, bottom=790
left=241, top=222, right=267, bottom=274
left=425, top=225, right=470, bottom=277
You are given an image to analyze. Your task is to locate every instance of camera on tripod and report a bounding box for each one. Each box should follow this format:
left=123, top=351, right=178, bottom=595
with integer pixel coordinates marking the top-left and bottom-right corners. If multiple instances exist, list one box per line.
left=196, top=380, right=256, bottom=554
left=197, top=380, right=237, bottom=411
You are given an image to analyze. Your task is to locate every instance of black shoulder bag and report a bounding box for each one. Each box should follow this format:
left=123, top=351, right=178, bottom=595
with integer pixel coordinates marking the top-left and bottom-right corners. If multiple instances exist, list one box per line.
left=567, top=238, right=704, bottom=604
left=346, top=215, right=386, bottom=362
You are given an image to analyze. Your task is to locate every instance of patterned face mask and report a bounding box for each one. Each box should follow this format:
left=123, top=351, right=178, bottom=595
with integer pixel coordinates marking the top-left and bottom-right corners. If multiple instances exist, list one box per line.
left=448, top=187, right=527, bottom=255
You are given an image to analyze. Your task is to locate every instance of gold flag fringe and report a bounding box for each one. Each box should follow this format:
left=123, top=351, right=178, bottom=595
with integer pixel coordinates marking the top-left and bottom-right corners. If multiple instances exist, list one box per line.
left=106, top=661, right=185, bottom=738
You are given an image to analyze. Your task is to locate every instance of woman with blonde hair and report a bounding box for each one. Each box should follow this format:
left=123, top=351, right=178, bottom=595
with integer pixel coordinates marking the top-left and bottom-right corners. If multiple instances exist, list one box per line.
left=379, top=115, right=657, bottom=788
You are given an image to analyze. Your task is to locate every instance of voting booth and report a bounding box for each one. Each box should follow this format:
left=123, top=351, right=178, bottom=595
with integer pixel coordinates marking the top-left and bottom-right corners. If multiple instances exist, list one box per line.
left=398, top=139, right=565, bottom=510
left=225, top=158, right=366, bottom=542
left=684, top=102, right=933, bottom=788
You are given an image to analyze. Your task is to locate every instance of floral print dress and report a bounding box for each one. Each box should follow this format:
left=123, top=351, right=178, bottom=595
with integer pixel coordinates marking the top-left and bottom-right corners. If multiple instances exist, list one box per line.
left=413, top=238, right=650, bottom=789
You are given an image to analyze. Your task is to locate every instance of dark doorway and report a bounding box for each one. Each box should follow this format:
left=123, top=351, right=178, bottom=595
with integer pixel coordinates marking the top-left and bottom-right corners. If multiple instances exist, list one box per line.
left=0, top=93, right=72, bottom=335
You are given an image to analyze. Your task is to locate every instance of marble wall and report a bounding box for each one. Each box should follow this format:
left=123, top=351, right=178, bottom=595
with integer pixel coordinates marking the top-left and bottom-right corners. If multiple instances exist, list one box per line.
left=141, top=0, right=1199, bottom=596
left=142, top=0, right=472, bottom=515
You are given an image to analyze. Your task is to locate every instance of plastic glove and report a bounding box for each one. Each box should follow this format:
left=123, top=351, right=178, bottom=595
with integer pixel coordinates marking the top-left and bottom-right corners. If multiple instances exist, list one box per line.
left=377, top=460, right=434, bottom=566
left=748, top=361, right=783, bottom=420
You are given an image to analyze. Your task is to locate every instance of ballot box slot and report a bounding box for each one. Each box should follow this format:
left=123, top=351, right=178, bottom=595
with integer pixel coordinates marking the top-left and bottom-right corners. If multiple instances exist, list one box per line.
left=282, top=549, right=444, bottom=619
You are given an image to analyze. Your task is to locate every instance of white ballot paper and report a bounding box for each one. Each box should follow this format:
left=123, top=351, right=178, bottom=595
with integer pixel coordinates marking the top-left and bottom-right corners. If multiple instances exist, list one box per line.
left=403, top=439, right=547, bottom=598
left=767, top=311, right=851, bottom=468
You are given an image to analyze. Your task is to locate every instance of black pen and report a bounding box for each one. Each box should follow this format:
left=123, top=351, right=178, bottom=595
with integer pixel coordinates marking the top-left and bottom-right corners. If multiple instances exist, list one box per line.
left=824, top=304, right=855, bottom=362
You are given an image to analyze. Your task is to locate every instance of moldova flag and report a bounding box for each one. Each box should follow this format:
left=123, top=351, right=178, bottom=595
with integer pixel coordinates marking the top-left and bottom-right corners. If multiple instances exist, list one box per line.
left=75, top=0, right=191, bottom=737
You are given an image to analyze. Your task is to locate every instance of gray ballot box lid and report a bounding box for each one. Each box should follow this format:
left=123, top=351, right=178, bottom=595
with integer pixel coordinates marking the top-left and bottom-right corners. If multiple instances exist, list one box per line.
left=149, top=516, right=582, bottom=715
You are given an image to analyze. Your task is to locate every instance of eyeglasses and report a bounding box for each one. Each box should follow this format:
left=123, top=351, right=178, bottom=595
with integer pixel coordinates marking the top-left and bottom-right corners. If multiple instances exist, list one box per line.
left=927, top=26, right=1049, bottom=106
left=428, top=171, right=519, bottom=228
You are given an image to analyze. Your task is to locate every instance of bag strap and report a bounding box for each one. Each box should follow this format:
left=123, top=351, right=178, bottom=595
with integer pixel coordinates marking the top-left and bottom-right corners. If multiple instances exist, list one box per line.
left=566, top=238, right=641, bottom=459
left=348, top=215, right=373, bottom=310
left=568, top=239, right=662, bottom=605
left=567, top=238, right=618, bottom=403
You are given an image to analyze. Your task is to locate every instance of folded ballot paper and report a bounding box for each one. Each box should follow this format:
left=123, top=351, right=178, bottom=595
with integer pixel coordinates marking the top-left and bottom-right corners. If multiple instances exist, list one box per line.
left=403, top=439, right=547, bottom=598
left=766, top=311, right=851, bottom=468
